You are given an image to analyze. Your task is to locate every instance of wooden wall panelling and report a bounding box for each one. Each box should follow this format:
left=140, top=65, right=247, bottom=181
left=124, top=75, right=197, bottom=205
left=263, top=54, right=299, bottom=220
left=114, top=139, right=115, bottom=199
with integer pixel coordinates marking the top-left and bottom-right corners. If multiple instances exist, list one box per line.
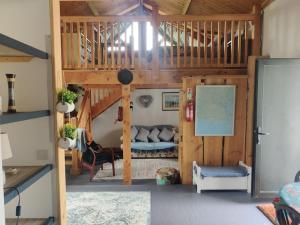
left=203, top=78, right=225, bottom=166
left=50, top=0, right=66, bottom=224
left=223, top=78, right=248, bottom=165
left=182, top=77, right=204, bottom=184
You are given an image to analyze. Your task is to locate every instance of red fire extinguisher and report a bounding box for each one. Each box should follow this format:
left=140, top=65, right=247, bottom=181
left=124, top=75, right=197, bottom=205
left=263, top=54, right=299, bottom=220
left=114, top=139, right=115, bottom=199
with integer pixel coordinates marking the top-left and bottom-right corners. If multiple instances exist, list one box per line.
left=186, top=101, right=194, bottom=122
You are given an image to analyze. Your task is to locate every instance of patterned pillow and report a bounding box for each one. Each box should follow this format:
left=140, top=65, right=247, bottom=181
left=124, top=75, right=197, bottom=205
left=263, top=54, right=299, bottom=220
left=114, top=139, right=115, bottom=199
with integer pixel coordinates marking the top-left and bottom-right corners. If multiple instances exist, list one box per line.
left=131, top=126, right=138, bottom=142
left=135, top=128, right=150, bottom=142
left=148, top=128, right=160, bottom=143
left=158, top=127, right=174, bottom=142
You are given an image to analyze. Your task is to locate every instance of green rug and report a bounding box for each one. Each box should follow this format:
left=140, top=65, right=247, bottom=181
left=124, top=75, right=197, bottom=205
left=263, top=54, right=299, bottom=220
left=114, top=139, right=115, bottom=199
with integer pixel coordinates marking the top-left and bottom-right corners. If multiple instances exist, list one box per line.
left=67, top=192, right=151, bottom=225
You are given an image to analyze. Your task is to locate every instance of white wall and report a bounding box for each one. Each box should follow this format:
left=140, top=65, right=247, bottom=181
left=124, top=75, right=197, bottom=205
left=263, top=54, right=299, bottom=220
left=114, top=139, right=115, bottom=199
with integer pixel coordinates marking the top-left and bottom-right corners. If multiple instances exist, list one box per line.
left=263, top=0, right=300, bottom=57
left=92, top=89, right=179, bottom=147
left=0, top=0, right=55, bottom=220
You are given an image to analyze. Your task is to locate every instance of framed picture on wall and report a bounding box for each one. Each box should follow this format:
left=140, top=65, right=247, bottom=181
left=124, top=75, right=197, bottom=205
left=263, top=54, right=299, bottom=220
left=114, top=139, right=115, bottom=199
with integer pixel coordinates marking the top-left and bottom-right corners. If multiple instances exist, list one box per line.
left=162, top=92, right=180, bottom=111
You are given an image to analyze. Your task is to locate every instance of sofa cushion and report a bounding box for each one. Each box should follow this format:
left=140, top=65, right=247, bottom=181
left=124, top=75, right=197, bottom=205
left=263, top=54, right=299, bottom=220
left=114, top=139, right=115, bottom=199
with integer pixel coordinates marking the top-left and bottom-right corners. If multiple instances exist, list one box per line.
left=131, top=126, right=138, bottom=142
left=135, top=128, right=150, bottom=142
left=148, top=128, right=160, bottom=143
left=131, top=142, right=176, bottom=151
left=159, top=127, right=174, bottom=142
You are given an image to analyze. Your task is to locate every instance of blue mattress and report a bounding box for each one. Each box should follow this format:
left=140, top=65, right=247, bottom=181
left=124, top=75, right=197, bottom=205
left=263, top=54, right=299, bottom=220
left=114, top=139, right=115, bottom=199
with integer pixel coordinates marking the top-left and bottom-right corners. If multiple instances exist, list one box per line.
left=131, top=142, right=176, bottom=151
left=200, top=166, right=248, bottom=177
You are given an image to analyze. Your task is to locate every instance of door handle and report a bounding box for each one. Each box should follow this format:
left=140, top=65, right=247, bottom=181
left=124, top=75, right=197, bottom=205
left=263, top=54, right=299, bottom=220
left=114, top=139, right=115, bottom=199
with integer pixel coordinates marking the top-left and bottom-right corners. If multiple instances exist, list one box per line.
left=258, top=132, right=271, bottom=136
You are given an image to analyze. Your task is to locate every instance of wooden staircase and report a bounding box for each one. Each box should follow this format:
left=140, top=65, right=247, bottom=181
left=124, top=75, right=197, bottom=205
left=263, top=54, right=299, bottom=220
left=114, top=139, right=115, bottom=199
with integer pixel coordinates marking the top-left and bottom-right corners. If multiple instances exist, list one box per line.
left=91, top=88, right=122, bottom=119
left=65, top=88, right=121, bottom=175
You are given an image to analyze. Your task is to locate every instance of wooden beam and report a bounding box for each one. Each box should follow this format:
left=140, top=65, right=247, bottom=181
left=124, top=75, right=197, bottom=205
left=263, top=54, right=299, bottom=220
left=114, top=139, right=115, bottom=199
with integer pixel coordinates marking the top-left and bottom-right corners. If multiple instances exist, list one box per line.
left=50, top=0, right=66, bottom=224
left=0, top=55, right=33, bottom=62
left=63, top=68, right=247, bottom=85
left=182, top=0, right=191, bottom=15
left=122, top=85, right=131, bottom=185
left=261, top=0, right=275, bottom=9
left=252, top=4, right=262, bottom=56
left=117, top=3, right=140, bottom=15
left=87, top=2, right=99, bottom=16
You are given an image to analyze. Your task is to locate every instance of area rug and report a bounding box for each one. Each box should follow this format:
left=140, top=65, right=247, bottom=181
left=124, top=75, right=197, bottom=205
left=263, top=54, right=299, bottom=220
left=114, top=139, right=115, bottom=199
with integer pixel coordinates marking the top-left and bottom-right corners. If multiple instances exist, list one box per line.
left=257, top=203, right=278, bottom=225
left=67, top=191, right=151, bottom=225
left=93, top=158, right=178, bottom=180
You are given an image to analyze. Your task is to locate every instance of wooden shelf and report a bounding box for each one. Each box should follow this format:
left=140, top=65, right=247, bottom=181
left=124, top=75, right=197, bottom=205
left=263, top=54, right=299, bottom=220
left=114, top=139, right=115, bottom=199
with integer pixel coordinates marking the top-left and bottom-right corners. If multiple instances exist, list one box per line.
left=0, top=33, right=48, bottom=59
left=6, top=217, right=55, bottom=225
left=4, top=164, right=53, bottom=204
left=0, top=55, right=34, bottom=62
left=0, top=110, right=50, bottom=125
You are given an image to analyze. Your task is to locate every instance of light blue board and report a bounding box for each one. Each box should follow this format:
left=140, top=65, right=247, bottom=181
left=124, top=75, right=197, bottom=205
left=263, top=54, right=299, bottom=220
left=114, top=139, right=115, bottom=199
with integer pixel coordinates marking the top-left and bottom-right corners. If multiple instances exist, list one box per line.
left=195, top=85, right=236, bottom=136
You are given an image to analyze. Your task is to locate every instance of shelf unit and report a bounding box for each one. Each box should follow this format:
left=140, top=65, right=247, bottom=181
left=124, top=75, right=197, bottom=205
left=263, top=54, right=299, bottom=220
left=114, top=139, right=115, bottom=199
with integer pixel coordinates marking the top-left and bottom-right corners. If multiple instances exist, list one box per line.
left=0, top=110, right=51, bottom=125
left=6, top=216, right=55, bottom=225
left=1, top=32, right=55, bottom=223
left=0, top=33, right=48, bottom=61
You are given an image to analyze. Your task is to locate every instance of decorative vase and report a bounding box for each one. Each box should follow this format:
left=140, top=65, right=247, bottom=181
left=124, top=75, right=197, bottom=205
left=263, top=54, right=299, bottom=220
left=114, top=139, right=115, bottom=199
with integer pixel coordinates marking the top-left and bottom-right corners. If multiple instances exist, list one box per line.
left=58, top=137, right=76, bottom=150
left=6, top=74, right=16, bottom=113
left=56, top=101, right=75, bottom=113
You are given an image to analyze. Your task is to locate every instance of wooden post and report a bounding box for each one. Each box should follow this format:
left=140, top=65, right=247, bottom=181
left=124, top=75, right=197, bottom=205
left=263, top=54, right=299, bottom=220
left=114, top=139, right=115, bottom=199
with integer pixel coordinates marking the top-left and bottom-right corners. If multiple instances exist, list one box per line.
left=122, top=85, right=131, bottom=185
left=245, top=56, right=257, bottom=166
left=50, top=0, right=66, bottom=224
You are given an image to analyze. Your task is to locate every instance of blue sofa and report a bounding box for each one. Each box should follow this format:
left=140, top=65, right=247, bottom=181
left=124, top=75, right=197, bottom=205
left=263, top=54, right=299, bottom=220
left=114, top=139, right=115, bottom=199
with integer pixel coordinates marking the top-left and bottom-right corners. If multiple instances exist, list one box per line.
left=131, top=125, right=178, bottom=159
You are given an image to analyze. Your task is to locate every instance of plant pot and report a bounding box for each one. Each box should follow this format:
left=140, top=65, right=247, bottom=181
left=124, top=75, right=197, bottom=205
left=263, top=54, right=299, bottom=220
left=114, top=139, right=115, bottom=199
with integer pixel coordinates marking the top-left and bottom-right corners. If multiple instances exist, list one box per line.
left=56, top=102, right=75, bottom=113
left=58, top=137, right=76, bottom=150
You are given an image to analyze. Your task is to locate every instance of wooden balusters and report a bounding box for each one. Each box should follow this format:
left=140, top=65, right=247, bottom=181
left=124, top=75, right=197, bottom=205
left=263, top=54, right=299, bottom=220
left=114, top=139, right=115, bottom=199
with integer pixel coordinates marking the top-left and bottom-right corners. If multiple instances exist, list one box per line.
left=191, top=21, right=194, bottom=67
left=177, top=21, right=180, bottom=67
left=183, top=21, right=187, bottom=67
left=217, top=21, right=221, bottom=65
left=125, top=22, right=128, bottom=67
left=163, top=21, right=167, bottom=66
left=118, top=23, right=121, bottom=69
left=60, top=16, right=256, bottom=70
left=224, top=21, right=228, bottom=65
left=130, top=22, right=134, bottom=69
left=62, top=21, right=67, bottom=68
left=244, top=21, right=248, bottom=65
left=83, top=22, right=88, bottom=68
left=230, top=21, right=235, bottom=65
left=170, top=22, right=174, bottom=66
left=104, top=21, right=108, bottom=69
left=97, top=22, right=101, bottom=69
left=204, top=21, right=207, bottom=64
left=197, top=21, right=201, bottom=66
left=210, top=21, right=214, bottom=64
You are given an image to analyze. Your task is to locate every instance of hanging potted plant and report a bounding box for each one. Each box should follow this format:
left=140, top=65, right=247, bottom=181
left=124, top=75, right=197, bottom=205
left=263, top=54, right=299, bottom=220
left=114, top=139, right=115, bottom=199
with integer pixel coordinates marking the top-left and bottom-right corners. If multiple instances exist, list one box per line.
left=58, top=124, right=77, bottom=149
left=56, top=88, right=78, bottom=113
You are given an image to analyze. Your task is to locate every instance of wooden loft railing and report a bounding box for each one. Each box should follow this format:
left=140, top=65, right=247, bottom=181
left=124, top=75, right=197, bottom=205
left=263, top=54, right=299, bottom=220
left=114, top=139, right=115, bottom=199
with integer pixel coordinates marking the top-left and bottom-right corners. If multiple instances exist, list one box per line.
left=61, top=14, right=258, bottom=71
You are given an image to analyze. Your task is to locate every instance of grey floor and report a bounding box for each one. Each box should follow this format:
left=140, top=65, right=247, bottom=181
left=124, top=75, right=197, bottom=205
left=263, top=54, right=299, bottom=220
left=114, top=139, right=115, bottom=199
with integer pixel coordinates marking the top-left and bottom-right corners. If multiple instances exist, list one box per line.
left=67, top=175, right=273, bottom=225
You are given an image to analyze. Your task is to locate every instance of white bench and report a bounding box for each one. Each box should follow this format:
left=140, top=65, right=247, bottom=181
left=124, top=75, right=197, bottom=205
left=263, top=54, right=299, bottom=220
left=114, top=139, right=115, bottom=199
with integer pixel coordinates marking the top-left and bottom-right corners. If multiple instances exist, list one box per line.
left=192, top=161, right=252, bottom=193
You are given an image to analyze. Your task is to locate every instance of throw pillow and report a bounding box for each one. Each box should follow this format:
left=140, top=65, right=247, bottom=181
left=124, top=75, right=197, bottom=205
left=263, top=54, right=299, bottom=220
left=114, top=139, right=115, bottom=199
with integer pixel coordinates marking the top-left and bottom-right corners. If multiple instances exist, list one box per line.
left=158, top=127, right=175, bottom=142
left=148, top=127, right=160, bottom=143
left=135, top=128, right=150, bottom=142
left=131, top=126, right=138, bottom=142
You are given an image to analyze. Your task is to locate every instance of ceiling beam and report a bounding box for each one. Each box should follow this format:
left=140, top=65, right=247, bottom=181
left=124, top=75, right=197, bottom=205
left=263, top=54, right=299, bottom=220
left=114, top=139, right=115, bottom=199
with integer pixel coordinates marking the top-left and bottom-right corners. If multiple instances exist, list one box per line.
left=261, top=0, right=275, bottom=9
left=143, top=2, right=167, bottom=15
left=87, top=2, right=99, bottom=16
left=182, top=0, right=191, bottom=15
left=117, top=3, right=140, bottom=15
